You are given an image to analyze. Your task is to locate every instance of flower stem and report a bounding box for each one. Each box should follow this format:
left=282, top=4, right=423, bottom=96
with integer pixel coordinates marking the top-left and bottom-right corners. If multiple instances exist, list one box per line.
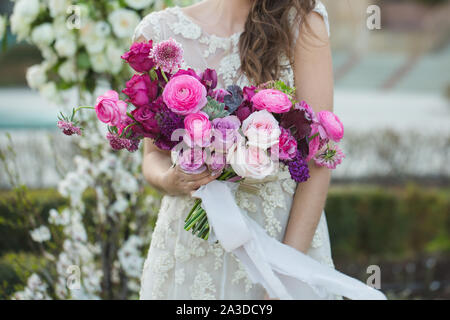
left=161, top=70, right=169, bottom=83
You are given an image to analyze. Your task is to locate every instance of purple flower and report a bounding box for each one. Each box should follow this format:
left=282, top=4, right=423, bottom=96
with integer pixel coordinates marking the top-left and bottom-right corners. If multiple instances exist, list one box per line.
left=154, top=104, right=185, bottom=150
left=131, top=105, right=160, bottom=138
left=287, top=151, right=310, bottom=183
left=295, top=101, right=317, bottom=122
left=211, top=115, right=241, bottom=152
left=121, top=41, right=155, bottom=73
left=57, top=120, right=82, bottom=136
left=106, top=132, right=141, bottom=153
left=178, top=148, right=207, bottom=174
left=207, top=152, right=226, bottom=174
left=210, top=88, right=228, bottom=103
left=150, top=38, right=184, bottom=74
left=235, top=100, right=255, bottom=122
left=200, top=69, right=218, bottom=92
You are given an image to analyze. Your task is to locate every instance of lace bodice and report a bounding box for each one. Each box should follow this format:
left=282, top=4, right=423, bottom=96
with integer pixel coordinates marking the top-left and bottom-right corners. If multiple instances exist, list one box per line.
left=133, top=2, right=329, bottom=89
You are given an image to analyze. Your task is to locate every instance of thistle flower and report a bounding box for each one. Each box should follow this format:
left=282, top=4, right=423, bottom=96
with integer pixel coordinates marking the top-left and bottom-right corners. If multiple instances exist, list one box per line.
left=57, top=120, right=82, bottom=136
left=150, top=38, right=184, bottom=74
left=314, top=143, right=345, bottom=169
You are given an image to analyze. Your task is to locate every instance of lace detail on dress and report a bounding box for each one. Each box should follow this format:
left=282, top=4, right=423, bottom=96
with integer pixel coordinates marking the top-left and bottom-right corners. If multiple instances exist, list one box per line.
left=166, top=7, right=202, bottom=40
left=190, top=265, right=217, bottom=300
left=133, top=10, right=163, bottom=42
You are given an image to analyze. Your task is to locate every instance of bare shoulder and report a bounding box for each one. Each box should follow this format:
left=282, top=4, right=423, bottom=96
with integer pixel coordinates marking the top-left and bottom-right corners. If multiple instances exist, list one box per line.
left=297, top=10, right=330, bottom=46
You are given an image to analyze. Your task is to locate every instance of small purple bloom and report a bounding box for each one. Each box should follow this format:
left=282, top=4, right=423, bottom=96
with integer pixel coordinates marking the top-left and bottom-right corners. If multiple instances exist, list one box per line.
left=211, top=115, right=241, bottom=153
left=287, top=151, right=310, bottom=183
left=57, top=120, right=82, bottom=136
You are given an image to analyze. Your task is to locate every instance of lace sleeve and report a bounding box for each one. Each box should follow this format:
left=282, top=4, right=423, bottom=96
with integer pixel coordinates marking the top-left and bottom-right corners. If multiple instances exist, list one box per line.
left=133, top=11, right=165, bottom=43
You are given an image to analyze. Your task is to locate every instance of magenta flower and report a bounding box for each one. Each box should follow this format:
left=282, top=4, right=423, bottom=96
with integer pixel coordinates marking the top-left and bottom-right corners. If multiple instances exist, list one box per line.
left=183, top=112, right=212, bottom=148
left=121, top=40, right=155, bottom=73
left=106, top=132, right=141, bottom=152
left=317, top=111, right=344, bottom=143
left=163, top=75, right=207, bottom=115
left=122, top=74, right=159, bottom=108
left=272, top=127, right=297, bottom=161
left=57, top=120, right=82, bottom=136
left=150, top=38, right=184, bottom=74
left=131, top=105, right=160, bottom=138
left=173, top=68, right=201, bottom=80
left=296, top=101, right=317, bottom=122
left=200, top=69, right=218, bottom=91
left=251, top=89, right=292, bottom=114
left=314, top=143, right=345, bottom=169
left=95, top=90, right=128, bottom=127
left=210, top=88, right=228, bottom=103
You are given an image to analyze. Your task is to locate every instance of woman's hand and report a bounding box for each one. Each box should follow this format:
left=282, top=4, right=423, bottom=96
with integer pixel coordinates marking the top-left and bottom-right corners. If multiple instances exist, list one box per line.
left=161, top=165, right=221, bottom=196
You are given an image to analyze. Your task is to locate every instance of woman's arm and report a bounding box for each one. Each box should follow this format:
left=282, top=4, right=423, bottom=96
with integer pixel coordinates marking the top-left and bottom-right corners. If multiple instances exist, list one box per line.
left=283, top=12, right=334, bottom=253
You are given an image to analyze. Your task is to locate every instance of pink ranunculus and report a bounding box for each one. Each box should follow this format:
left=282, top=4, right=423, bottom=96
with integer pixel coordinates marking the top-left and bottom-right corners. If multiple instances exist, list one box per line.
left=183, top=112, right=212, bottom=147
left=122, top=74, right=158, bottom=108
left=251, top=89, right=292, bottom=114
left=242, top=110, right=281, bottom=149
left=228, top=137, right=276, bottom=180
left=178, top=148, right=207, bottom=174
left=211, top=115, right=241, bottom=153
left=95, top=90, right=128, bottom=127
left=272, top=127, right=298, bottom=161
left=163, top=75, right=208, bottom=115
left=317, top=111, right=344, bottom=142
left=121, top=41, right=155, bottom=73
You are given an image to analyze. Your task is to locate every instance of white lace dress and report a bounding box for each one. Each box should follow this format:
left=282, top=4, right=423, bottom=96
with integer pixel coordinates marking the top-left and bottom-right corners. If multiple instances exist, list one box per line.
left=135, top=3, right=337, bottom=300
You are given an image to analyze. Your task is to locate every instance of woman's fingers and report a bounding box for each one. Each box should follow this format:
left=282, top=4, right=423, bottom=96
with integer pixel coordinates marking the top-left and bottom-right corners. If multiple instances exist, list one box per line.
left=176, top=166, right=212, bottom=182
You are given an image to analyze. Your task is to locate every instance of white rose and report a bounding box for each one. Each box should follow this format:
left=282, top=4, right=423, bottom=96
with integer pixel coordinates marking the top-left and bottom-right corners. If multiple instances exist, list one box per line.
left=90, top=53, right=109, bottom=73
left=55, top=35, right=77, bottom=58
left=31, top=23, right=55, bottom=46
left=108, top=9, right=140, bottom=39
left=125, top=0, right=154, bottom=10
left=26, top=64, right=47, bottom=89
left=48, top=0, right=70, bottom=18
left=80, top=21, right=106, bottom=54
left=227, top=136, right=277, bottom=180
left=0, top=16, right=6, bottom=38
left=106, top=41, right=124, bottom=75
left=58, top=59, right=78, bottom=83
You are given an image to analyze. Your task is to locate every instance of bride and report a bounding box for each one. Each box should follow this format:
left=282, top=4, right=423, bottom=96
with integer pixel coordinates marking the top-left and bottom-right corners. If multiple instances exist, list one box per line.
left=135, top=0, right=336, bottom=300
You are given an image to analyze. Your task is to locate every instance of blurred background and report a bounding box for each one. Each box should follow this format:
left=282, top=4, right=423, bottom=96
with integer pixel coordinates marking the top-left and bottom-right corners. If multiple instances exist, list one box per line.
left=0, top=0, right=449, bottom=300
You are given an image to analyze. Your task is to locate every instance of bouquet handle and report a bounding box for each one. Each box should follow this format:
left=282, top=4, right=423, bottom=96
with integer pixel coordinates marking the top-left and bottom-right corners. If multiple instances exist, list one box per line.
left=193, top=180, right=387, bottom=300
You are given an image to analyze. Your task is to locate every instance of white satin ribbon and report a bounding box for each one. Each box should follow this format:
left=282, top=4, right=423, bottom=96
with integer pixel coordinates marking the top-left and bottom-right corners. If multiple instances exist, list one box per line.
left=193, top=180, right=387, bottom=300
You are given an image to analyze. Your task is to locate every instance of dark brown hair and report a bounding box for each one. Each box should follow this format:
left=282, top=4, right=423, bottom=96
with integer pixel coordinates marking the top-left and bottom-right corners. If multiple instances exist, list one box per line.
left=239, top=0, right=317, bottom=85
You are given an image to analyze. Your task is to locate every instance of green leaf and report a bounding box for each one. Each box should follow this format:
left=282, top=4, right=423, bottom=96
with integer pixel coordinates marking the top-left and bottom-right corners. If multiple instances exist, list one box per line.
left=202, top=97, right=230, bottom=120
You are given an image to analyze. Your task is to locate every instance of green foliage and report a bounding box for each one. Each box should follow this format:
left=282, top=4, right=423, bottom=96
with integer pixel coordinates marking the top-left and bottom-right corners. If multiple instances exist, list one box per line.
left=202, top=97, right=230, bottom=120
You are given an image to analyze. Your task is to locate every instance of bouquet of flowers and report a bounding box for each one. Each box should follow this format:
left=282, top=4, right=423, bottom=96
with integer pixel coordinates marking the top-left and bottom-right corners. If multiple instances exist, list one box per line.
left=58, top=37, right=345, bottom=240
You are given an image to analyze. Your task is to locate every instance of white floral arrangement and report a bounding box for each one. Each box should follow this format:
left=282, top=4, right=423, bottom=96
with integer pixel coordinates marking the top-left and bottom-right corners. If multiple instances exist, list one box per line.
left=5, top=0, right=196, bottom=300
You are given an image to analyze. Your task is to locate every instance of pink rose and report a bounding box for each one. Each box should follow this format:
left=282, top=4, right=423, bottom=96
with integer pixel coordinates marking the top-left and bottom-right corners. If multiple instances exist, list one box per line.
left=183, top=112, right=212, bottom=147
left=122, top=74, right=159, bottom=108
left=251, top=89, right=292, bottom=114
left=162, top=75, right=207, bottom=115
left=228, top=137, right=276, bottom=180
left=272, top=127, right=297, bottom=161
left=242, top=110, right=281, bottom=149
left=317, top=111, right=344, bottom=142
left=121, top=41, right=155, bottom=73
left=178, top=148, right=207, bottom=174
left=95, top=90, right=127, bottom=127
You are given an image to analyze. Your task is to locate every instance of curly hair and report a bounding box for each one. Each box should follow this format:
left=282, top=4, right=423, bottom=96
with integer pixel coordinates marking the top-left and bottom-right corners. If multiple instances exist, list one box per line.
left=238, top=0, right=317, bottom=85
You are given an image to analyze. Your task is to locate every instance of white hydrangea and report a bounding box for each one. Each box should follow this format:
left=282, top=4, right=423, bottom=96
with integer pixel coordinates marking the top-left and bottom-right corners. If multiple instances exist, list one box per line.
left=9, top=0, right=40, bottom=40
left=90, top=52, right=109, bottom=73
left=125, top=0, right=155, bottom=10
left=48, top=0, right=70, bottom=18
left=54, top=34, right=77, bottom=58
left=106, top=41, right=124, bottom=75
left=31, top=23, right=55, bottom=46
left=58, top=59, right=78, bottom=83
left=30, top=226, right=52, bottom=243
left=26, top=64, right=47, bottom=89
left=108, top=9, right=140, bottom=38
left=79, top=21, right=107, bottom=54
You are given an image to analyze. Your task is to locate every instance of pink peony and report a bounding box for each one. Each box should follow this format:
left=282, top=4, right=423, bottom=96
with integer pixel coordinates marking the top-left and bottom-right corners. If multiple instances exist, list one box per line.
left=183, top=112, right=212, bottom=147
left=251, top=89, right=292, bottom=114
left=122, top=74, right=158, bottom=108
left=95, top=90, right=128, bottom=127
left=242, top=110, right=281, bottom=149
left=317, top=111, right=344, bottom=142
left=272, top=127, right=297, bottom=161
left=228, top=137, right=276, bottom=179
left=150, top=38, right=184, bottom=74
left=163, top=75, right=208, bottom=115
left=178, top=148, right=207, bottom=174
left=121, top=41, right=155, bottom=73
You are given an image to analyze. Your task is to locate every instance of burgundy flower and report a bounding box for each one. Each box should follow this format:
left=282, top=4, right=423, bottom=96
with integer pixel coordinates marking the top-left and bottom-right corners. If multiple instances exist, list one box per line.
left=280, top=109, right=312, bottom=140
left=200, top=68, right=218, bottom=92
left=173, top=68, right=201, bottom=81
left=243, top=86, right=257, bottom=101
left=121, top=41, right=155, bottom=73
left=131, top=105, right=160, bottom=138
left=122, top=74, right=159, bottom=108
